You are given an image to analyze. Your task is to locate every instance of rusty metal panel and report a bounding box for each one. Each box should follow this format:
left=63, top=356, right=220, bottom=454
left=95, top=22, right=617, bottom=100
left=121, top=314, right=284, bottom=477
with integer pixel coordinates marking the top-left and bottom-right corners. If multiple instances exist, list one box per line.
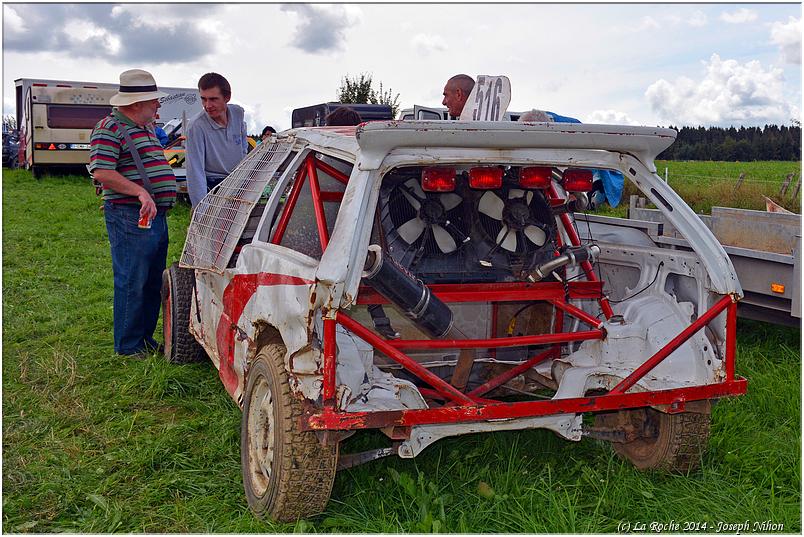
left=711, top=207, right=801, bottom=255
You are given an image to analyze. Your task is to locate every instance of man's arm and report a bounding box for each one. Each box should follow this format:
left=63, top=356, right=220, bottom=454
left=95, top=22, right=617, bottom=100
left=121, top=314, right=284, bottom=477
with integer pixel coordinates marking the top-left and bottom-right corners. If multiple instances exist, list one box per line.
left=89, top=119, right=155, bottom=219
left=184, top=122, right=207, bottom=208
left=94, top=170, right=156, bottom=218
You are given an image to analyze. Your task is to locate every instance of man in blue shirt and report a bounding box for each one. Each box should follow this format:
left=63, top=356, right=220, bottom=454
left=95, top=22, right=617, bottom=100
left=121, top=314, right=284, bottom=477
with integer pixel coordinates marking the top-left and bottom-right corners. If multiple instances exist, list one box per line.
left=185, top=72, right=248, bottom=208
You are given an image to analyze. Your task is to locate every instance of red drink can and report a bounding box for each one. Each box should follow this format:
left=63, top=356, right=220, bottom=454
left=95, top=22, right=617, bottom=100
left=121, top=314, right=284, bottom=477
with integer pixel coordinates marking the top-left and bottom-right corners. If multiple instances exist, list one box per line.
left=138, top=213, right=152, bottom=229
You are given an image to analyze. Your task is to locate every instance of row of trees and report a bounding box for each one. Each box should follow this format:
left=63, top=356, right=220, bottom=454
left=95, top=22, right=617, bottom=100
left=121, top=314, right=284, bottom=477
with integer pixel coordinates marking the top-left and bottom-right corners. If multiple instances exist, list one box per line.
left=657, top=124, right=801, bottom=161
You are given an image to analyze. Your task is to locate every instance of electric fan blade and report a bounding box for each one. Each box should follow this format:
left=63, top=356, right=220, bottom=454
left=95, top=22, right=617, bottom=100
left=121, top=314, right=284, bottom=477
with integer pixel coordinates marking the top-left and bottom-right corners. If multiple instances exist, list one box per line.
left=496, top=225, right=517, bottom=252
left=400, top=187, right=421, bottom=211
left=397, top=218, right=426, bottom=244
left=510, top=188, right=534, bottom=205
left=478, top=191, right=504, bottom=220
left=404, top=179, right=426, bottom=200
left=524, top=225, right=547, bottom=246
left=440, top=192, right=462, bottom=211
left=432, top=225, right=457, bottom=253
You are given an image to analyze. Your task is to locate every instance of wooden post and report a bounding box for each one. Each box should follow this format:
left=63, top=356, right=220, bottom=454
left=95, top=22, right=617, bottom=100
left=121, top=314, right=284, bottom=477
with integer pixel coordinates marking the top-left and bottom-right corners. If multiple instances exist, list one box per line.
left=791, top=174, right=800, bottom=199
left=733, top=172, right=745, bottom=192
left=779, top=172, right=793, bottom=196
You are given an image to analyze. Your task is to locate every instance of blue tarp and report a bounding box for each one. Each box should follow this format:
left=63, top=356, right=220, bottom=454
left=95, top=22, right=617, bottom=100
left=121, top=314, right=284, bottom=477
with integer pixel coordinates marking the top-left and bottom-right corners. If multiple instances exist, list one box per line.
left=546, top=111, right=625, bottom=207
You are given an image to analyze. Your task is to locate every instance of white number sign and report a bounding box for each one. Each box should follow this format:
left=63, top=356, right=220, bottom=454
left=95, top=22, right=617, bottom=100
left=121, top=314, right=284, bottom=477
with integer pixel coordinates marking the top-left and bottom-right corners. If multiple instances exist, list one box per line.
left=459, top=75, right=512, bottom=121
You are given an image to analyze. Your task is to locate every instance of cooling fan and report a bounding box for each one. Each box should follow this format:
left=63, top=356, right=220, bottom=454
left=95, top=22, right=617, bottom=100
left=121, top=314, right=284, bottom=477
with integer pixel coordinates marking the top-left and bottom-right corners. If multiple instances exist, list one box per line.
left=391, top=179, right=468, bottom=256
left=477, top=188, right=553, bottom=256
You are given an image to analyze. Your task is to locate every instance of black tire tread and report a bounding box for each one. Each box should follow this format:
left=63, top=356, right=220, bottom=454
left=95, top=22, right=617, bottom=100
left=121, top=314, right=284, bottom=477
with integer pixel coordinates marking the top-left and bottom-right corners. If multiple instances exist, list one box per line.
left=163, top=263, right=205, bottom=364
left=243, top=342, right=338, bottom=522
left=597, top=408, right=711, bottom=473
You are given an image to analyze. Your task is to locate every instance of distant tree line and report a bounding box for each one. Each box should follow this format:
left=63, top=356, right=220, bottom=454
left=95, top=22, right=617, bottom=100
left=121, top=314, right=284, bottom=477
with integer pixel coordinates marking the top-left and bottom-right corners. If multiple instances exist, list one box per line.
left=657, top=124, right=801, bottom=161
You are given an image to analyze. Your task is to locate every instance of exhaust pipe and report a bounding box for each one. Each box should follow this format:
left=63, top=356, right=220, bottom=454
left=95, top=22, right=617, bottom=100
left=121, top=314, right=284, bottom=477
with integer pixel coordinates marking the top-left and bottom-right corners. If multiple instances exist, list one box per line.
left=363, top=245, right=454, bottom=338
left=530, top=245, right=600, bottom=282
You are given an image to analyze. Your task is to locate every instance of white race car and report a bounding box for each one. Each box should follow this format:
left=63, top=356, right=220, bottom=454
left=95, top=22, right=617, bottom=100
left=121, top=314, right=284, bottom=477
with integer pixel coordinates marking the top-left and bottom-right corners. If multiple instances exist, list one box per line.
left=162, top=120, right=745, bottom=521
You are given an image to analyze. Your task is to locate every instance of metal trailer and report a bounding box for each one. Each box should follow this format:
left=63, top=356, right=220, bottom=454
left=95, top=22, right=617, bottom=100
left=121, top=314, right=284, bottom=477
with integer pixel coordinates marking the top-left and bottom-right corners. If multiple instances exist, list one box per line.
left=165, top=121, right=747, bottom=521
left=573, top=197, right=800, bottom=326
left=291, top=103, right=393, bottom=128
left=14, top=77, right=201, bottom=177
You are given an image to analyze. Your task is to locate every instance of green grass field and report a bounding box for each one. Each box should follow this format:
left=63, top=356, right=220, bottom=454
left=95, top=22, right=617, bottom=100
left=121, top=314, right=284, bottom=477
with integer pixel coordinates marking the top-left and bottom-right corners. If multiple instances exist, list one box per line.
left=593, top=160, right=802, bottom=218
left=3, top=167, right=800, bottom=533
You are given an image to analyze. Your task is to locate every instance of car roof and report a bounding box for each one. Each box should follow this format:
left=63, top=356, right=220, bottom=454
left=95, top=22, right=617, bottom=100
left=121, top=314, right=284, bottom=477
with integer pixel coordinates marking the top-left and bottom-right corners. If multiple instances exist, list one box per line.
left=279, top=121, right=677, bottom=170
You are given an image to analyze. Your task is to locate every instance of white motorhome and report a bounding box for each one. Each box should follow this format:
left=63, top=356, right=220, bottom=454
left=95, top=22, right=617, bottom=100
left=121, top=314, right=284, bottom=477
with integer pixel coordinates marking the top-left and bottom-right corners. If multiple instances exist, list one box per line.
left=14, top=77, right=202, bottom=177
left=398, top=105, right=524, bottom=121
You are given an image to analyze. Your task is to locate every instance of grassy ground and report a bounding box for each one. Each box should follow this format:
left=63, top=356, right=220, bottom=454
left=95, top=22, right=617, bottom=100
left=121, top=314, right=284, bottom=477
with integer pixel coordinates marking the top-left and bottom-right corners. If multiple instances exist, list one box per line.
left=3, top=168, right=801, bottom=532
left=597, top=160, right=802, bottom=218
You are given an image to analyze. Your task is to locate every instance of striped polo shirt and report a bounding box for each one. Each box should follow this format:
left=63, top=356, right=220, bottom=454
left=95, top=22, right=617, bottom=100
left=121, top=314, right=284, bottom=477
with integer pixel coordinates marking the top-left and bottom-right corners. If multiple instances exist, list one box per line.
left=89, top=110, right=176, bottom=207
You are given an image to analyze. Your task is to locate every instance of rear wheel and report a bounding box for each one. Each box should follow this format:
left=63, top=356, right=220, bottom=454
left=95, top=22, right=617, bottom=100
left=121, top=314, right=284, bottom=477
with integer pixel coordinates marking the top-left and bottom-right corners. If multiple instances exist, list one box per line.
left=595, top=405, right=711, bottom=473
left=241, top=342, right=338, bottom=522
left=161, top=262, right=205, bottom=363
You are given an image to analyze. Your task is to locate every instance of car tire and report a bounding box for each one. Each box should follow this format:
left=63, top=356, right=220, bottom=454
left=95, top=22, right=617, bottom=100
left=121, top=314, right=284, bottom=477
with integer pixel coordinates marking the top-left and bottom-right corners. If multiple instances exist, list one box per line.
left=161, top=262, right=205, bottom=364
left=241, top=342, right=338, bottom=522
left=595, top=406, right=711, bottom=473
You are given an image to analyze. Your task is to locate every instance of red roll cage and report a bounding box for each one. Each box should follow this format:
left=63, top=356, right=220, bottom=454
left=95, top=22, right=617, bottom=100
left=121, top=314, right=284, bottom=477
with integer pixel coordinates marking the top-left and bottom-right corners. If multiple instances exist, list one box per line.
left=269, top=153, right=746, bottom=433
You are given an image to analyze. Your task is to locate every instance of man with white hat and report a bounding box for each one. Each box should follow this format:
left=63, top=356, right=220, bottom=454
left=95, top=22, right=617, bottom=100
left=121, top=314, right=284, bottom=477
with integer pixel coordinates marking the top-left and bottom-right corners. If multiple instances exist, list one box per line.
left=89, top=68, right=177, bottom=357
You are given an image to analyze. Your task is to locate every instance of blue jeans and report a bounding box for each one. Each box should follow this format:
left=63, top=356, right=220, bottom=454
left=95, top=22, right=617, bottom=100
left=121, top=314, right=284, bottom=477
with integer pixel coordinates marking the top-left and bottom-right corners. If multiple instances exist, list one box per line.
left=104, top=202, right=169, bottom=355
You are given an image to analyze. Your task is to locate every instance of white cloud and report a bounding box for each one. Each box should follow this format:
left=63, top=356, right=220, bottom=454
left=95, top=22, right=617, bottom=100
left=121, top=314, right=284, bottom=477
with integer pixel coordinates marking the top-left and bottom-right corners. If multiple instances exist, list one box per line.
left=687, top=10, right=707, bottom=27
left=280, top=4, right=362, bottom=54
left=3, top=5, right=26, bottom=36
left=645, top=53, right=794, bottom=126
left=63, top=20, right=121, bottom=56
left=586, top=110, right=639, bottom=125
left=637, top=16, right=660, bottom=31
left=770, top=17, right=802, bottom=65
left=410, top=34, right=448, bottom=55
left=720, top=8, right=758, bottom=24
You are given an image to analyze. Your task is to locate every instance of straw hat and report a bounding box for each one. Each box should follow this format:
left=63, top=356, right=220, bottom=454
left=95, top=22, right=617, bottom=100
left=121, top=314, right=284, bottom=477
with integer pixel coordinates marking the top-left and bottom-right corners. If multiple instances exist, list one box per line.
left=109, top=69, right=168, bottom=106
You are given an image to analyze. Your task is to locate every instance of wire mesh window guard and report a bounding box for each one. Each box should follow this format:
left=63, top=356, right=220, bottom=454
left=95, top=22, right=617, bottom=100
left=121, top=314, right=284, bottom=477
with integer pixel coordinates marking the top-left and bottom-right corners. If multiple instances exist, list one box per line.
left=180, top=139, right=294, bottom=272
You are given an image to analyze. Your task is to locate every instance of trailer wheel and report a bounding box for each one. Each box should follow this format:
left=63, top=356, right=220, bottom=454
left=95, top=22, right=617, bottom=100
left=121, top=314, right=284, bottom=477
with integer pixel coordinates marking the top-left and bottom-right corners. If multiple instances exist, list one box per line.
left=241, top=342, right=338, bottom=522
left=32, top=165, right=44, bottom=180
left=161, top=263, right=205, bottom=364
left=596, top=406, right=711, bottom=473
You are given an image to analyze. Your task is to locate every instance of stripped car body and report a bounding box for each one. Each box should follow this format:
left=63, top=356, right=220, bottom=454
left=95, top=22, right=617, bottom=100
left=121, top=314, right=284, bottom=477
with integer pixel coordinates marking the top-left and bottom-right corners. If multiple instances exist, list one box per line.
left=171, top=120, right=746, bottom=520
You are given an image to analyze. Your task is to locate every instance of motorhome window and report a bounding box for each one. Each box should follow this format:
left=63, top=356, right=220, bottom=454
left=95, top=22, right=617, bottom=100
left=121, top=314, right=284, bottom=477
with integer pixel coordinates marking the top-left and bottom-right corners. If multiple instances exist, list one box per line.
left=418, top=110, right=442, bottom=121
left=47, top=105, right=112, bottom=129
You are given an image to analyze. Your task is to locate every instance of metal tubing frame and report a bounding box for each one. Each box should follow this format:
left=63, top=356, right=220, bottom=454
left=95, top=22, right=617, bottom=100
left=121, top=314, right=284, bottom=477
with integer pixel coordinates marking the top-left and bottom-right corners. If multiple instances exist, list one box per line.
left=308, top=176, right=743, bottom=434
left=549, top=299, right=603, bottom=328
left=313, top=156, right=351, bottom=185
left=546, top=184, right=614, bottom=319
left=310, top=292, right=743, bottom=431
left=336, top=312, right=475, bottom=405
left=356, top=281, right=603, bottom=305
left=306, top=379, right=747, bottom=430
left=306, top=155, right=330, bottom=250
left=270, top=163, right=307, bottom=244
left=386, top=329, right=603, bottom=350
left=609, top=294, right=733, bottom=394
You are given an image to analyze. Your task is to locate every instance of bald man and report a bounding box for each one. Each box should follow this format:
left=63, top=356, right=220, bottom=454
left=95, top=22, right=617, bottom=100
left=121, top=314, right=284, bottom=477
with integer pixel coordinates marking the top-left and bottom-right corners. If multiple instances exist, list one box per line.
left=441, top=74, right=475, bottom=118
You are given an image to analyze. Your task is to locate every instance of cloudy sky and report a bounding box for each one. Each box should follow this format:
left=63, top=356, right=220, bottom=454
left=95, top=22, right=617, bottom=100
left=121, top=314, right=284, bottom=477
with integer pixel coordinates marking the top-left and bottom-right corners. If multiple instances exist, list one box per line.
left=3, top=3, right=801, bottom=132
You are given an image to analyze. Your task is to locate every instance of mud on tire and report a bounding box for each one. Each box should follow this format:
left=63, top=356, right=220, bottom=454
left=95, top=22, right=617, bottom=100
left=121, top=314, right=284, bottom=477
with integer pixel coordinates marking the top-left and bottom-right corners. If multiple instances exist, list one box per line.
left=595, top=405, right=711, bottom=473
left=241, top=342, right=338, bottom=522
left=161, top=262, right=205, bottom=364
